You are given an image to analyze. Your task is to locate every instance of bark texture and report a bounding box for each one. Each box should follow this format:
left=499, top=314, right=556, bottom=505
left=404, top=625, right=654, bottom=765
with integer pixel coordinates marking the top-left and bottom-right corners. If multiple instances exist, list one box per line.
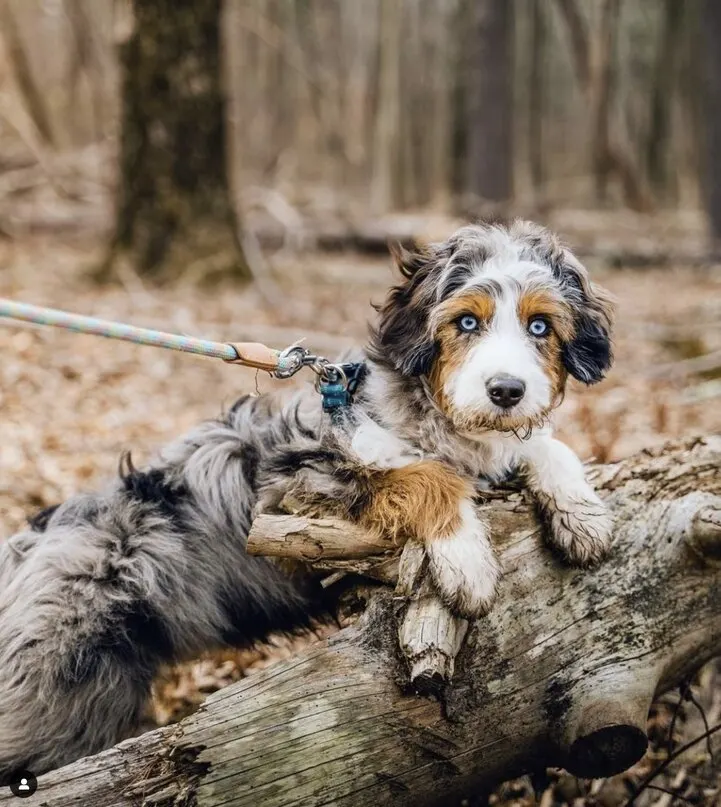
left=3, top=436, right=721, bottom=807
left=108, top=0, right=251, bottom=280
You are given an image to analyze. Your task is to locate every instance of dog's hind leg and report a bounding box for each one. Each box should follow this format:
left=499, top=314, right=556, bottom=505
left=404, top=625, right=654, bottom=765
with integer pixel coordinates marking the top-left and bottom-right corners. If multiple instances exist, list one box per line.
left=0, top=394, right=327, bottom=778
left=0, top=491, right=182, bottom=780
left=0, top=481, right=320, bottom=779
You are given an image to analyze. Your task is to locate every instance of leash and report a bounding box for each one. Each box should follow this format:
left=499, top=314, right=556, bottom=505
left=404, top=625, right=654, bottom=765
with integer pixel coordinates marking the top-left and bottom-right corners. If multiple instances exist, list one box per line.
left=0, top=299, right=363, bottom=409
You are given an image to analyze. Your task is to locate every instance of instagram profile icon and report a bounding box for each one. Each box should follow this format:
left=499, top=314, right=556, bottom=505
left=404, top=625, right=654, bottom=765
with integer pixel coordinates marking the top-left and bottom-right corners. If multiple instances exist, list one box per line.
left=8, top=770, right=38, bottom=798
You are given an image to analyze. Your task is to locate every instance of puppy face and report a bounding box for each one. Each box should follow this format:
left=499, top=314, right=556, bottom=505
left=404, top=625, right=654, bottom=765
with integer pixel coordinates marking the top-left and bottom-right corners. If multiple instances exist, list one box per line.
left=368, top=221, right=615, bottom=435
left=428, top=280, right=575, bottom=433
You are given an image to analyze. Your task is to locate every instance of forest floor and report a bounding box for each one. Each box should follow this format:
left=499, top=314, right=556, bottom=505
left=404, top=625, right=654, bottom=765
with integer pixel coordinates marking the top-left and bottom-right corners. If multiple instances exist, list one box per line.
left=1, top=229, right=721, bottom=807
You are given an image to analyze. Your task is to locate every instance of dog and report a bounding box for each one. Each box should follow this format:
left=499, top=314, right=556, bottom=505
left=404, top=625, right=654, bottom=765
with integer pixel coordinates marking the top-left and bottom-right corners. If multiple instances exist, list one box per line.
left=0, top=220, right=614, bottom=778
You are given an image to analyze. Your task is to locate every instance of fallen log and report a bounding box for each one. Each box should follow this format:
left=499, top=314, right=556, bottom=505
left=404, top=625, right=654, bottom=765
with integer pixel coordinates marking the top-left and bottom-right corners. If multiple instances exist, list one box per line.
left=3, top=436, right=720, bottom=807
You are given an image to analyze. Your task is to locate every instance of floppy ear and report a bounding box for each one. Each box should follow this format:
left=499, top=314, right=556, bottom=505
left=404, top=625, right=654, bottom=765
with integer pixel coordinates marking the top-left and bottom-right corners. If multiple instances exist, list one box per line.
left=368, top=243, right=438, bottom=376
left=388, top=240, right=431, bottom=278
left=555, top=251, right=616, bottom=384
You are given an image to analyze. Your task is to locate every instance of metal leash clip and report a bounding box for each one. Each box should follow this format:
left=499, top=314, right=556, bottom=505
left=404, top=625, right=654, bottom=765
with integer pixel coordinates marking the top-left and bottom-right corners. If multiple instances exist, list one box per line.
left=273, top=343, right=312, bottom=379
left=313, top=362, right=348, bottom=390
left=274, top=343, right=339, bottom=380
left=275, top=342, right=364, bottom=414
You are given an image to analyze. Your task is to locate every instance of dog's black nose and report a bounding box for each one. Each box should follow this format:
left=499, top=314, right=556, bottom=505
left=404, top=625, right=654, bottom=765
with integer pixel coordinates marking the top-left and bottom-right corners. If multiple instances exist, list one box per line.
left=486, top=375, right=526, bottom=409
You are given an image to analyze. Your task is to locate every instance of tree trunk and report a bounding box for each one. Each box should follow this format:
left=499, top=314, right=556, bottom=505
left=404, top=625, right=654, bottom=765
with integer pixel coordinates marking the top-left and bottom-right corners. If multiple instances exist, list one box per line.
left=8, top=436, right=721, bottom=807
left=554, top=0, right=652, bottom=211
left=106, top=0, right=251, bottom=281
left=589, top=0, right=621, bottom=204
left=371, top=0, right=403, bottom=214
left=528, top=0, right=546, bottom=195
left=554, top=0, right=590, bottom=89
left=464, top=0, right=514, bottom=204
left=702, top=0, right=721, bottom=250
left=0, top=1, right=56, bottom=147
left=428, top=0, right=453, bottom=210
left=645, top=0, right=685, bottom=201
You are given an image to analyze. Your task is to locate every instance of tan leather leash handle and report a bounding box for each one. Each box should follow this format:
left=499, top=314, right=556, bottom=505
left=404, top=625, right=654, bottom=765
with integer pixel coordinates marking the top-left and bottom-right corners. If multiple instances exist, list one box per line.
left=224, top=342, right=283, bottom=373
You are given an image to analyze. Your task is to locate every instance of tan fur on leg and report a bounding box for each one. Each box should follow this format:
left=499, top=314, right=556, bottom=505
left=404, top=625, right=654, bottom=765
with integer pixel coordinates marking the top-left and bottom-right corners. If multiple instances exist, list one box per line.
left=357, top=461, right=471, bottom=544
left=353, top=463, right=500, bottom=617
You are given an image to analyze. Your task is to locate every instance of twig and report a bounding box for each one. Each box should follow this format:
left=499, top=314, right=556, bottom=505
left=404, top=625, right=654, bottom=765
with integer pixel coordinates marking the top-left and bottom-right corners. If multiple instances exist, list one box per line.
left=666, top=681, right=691, bottom=757
left=238, top=224, right=286, bottom=313
left=646, top=783, right=694, bottom=806
left=625, top=722, right=721, bottom=806
left=667, top=681, right=714, bottom=762
left=686, top=688, right=715, bottom=762
left=235, top=9, right=326, bottom=99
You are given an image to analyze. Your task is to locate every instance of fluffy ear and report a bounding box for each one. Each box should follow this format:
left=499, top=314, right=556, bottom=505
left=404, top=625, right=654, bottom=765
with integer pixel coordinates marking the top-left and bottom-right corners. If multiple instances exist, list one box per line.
left=388, top=240, right=432, bottom=278
left=369, top=248, right=438, bottom=376
left=555, top=251, right=616, bottom=384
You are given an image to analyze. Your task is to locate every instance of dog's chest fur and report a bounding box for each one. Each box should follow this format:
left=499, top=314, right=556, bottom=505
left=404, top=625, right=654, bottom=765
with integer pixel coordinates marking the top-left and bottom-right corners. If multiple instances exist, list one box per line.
left=336, top=362, right=531, bottom=483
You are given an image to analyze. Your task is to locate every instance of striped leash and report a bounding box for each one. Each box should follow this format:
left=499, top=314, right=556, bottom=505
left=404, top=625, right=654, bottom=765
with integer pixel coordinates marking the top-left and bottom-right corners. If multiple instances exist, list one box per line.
left=0, top=298, right=334, bottom=381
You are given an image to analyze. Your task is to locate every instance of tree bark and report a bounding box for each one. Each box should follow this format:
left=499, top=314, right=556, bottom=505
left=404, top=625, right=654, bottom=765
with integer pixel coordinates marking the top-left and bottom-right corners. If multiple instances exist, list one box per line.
left=702, top=0, right=721, bottom=249
left=105, top=0, right=252, bottom=281
left=589, top=0, right=621, bottom=204
left=464, top=0, right=515, bottom=204
left=8, top=436, right=721, bottom=806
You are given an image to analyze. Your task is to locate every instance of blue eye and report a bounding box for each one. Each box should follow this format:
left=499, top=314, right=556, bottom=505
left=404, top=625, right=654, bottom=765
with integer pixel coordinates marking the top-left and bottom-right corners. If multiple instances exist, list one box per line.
left=458, top=315, right=479, bottom=333
left=528, top=317, right=549, bottom=337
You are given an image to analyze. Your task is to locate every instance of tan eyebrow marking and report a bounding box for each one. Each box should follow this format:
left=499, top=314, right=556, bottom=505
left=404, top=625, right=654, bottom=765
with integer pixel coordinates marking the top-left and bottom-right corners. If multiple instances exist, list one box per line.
left=517, top=288, right=574, bottom=341
left=434, top=290, right=496, bottom=327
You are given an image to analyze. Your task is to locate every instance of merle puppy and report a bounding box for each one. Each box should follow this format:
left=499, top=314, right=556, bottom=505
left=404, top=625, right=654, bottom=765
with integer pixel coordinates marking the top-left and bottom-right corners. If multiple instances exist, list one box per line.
left=0, top=220, right=614, bottom=777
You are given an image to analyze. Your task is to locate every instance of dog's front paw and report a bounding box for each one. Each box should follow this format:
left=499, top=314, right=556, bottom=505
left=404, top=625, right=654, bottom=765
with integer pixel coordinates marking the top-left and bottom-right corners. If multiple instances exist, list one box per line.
left=542, top=488, right=612, bottom=567
left=426, top=509, right=500, bottom=619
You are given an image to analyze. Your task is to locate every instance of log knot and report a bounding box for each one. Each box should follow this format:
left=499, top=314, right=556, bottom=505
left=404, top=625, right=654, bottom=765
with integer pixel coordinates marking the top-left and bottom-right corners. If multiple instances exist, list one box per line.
left=688, top=497, right=721, bottom=562
left=563, top=702, right=649, bottom=779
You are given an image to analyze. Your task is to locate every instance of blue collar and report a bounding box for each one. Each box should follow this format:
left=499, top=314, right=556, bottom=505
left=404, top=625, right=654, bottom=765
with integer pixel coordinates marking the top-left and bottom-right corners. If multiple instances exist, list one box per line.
left=319, top=362, right=367, bottom=413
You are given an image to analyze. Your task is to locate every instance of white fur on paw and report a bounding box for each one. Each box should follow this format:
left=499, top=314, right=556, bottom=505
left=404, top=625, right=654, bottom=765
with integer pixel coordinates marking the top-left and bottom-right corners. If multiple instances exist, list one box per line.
left=544, top=489, right=612, bottom=567
left=426, top=503, right=500, bottom=619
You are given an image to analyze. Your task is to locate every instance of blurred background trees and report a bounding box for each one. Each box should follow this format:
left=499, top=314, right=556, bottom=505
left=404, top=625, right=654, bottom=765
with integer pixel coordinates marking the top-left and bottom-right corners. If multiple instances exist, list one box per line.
left=464, top=0, right=515, bottom=206
left=0, top=0, right=719, bottom=271
left=703, top=0, right=721, bottom=250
